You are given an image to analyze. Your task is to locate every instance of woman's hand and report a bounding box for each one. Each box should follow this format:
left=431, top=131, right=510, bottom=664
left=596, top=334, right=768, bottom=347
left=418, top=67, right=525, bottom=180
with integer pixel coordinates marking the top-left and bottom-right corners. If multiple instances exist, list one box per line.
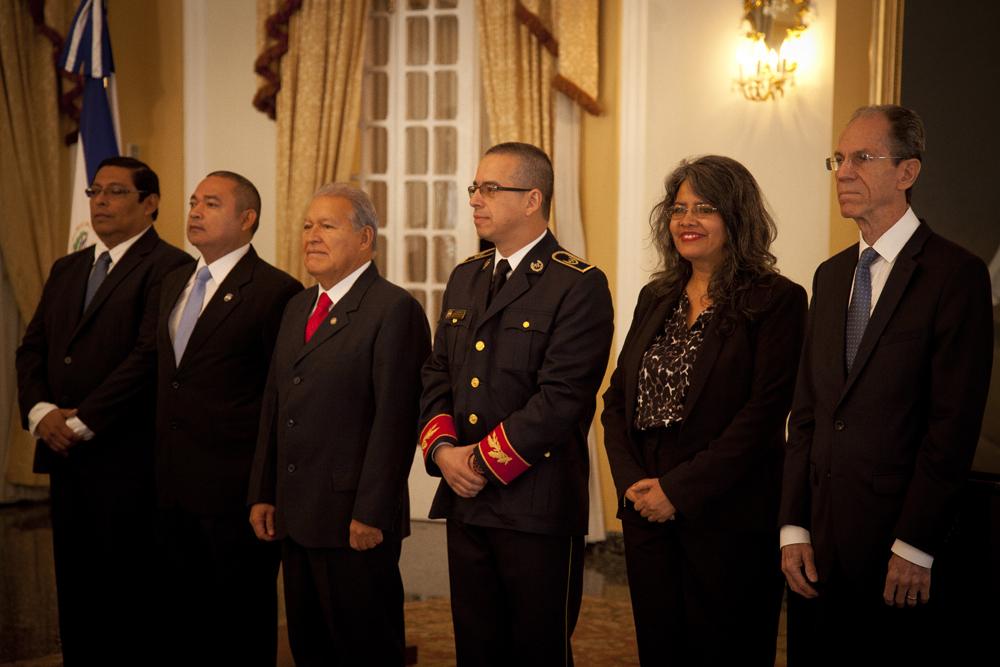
left=627, top=478, right=677, bottom=522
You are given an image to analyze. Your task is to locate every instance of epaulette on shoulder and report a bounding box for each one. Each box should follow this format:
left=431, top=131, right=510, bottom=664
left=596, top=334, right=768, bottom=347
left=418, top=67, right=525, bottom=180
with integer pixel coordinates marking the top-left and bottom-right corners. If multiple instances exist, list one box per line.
left=551, top=250, right=595, bottom=273
left=458, top=248, right=495, bottom=266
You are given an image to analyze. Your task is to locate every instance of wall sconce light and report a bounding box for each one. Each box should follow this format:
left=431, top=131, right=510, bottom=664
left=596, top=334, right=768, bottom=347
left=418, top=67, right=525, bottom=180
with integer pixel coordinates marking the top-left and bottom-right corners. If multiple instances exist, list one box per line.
left=736, top=0, right=813, bottom=101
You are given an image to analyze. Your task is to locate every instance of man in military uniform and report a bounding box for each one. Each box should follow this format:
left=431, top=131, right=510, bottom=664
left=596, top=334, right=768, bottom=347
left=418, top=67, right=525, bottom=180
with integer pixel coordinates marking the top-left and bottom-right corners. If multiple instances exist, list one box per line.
left=420, top=142, right=614, bottom=666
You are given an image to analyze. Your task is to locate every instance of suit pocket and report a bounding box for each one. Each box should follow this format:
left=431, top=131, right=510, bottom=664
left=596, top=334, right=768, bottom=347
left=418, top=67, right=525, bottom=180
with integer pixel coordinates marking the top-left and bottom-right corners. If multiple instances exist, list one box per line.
left=497, top=308, right=554, bottom=370
left=440, top=308, right=472, bottom=366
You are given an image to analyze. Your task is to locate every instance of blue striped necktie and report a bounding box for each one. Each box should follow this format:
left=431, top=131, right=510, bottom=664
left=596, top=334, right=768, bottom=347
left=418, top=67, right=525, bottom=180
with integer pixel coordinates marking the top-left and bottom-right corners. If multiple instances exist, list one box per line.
left=845, top=247, right=879, bottom=371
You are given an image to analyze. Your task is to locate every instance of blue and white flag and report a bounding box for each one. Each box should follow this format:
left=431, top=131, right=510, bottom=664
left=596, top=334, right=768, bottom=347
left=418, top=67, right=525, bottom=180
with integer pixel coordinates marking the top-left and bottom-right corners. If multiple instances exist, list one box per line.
left=61, top=0, right=122, bottom=252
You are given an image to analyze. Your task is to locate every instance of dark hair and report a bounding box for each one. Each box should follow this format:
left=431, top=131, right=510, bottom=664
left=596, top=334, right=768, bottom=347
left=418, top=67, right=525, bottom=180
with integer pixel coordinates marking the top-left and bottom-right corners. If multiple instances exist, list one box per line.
left=649, top=155, right=778, bottom=329
left=485, top=142, right=554, bottom=220
left=206, top=170, right=262, bottom=233
left=850, top=104, right=925, bottom=203
left=94, top=156, right=160, bottom=220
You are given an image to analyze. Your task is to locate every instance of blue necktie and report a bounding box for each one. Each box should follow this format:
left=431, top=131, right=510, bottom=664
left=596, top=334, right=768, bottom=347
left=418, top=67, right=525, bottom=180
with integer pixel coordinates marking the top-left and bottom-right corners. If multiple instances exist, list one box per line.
left=173, top=266, right=212, bottom=364
left=83, top=251, right=111, bottom=310
left=845, top=247, right=879, bottom=371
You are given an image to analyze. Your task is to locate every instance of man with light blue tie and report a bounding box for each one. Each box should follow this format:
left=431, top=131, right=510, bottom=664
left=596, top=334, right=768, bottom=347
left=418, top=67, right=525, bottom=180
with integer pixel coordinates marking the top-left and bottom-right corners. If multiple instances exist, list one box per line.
left=153, top=171, right=301, bottom=666
left=16, top=156, right=192, bottom=665
left=779, top=105, right=994, bottom=665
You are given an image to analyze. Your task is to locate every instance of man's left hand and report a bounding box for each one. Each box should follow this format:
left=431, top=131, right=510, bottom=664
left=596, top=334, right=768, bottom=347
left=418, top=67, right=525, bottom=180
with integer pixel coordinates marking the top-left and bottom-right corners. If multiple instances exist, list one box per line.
left=627, top=478, right=676, bottom=522
left=349, top=519, right=384, bottom=552
left=883, top=553, right=931, bottom=607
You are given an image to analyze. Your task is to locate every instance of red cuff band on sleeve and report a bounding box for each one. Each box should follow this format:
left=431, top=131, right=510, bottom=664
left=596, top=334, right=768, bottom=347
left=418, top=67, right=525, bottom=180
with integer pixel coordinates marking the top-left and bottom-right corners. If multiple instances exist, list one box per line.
left=420, top=414, right=457, bottom=460
left=478, top=423, right=530, bottom=485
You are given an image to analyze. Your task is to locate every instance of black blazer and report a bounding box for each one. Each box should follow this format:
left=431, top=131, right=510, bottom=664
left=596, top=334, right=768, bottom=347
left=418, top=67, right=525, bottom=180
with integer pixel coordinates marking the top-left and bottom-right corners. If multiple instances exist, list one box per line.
left=16, top=227, right=193, bottom=486
left=154, top=247, right=302, bottom=515
left=603, top=274, right=807, bottom=533
left=247, top=263, right=431, bottom=549
left=780, top=222, right=994, bottom=580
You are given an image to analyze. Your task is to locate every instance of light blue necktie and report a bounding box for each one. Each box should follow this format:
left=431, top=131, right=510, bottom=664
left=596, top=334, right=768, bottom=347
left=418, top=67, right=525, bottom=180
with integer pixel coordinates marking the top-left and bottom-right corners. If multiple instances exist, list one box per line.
left=845, top=247, right=879, bottom=371
left=173, top=266, right=212, bottom=364
left=83, top=251, right=111, bottom=310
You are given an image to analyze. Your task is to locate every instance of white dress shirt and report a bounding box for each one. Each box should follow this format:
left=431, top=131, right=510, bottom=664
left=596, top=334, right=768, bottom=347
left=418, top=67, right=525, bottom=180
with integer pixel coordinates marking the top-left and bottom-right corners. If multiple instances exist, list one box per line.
left=168, top=244, right=251, bottom=342
left=28, top=227, right=152, bottom=441
left=780, top=208, right=933, bottom=568
left=311, top=260, right=372, bottom=312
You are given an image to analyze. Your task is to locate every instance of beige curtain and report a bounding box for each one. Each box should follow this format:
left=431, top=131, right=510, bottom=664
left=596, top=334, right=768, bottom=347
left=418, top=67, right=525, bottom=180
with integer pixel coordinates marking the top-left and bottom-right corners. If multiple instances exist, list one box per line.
left=257, top=0, right=370, bottom=283
left=0, top=0, right=76, bottom=494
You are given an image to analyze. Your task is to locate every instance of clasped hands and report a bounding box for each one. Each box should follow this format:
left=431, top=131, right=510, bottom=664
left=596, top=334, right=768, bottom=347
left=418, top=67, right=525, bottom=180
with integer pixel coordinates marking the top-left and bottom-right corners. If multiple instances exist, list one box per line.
left=626, top=478, right=676, bottom=522
left=37, top=408, right=81, bottom=456
left=435, top=443, right=486, bottom=498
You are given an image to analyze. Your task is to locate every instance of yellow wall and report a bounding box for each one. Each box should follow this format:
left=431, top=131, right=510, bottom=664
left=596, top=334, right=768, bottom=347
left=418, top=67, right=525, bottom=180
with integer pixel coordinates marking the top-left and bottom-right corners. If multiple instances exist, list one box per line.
left=581, top=0, right=622, bottom=532
left=828, top=0, right=873, bottom=255
left=110, top=0, right=185, bottom=248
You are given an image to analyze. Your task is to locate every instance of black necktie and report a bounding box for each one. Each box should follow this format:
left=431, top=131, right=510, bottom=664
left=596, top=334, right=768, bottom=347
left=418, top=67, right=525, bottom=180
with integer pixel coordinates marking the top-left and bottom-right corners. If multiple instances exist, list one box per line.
left=84, top=251, right=111, bottom=310
left=489, top=259, right=511, bottom=306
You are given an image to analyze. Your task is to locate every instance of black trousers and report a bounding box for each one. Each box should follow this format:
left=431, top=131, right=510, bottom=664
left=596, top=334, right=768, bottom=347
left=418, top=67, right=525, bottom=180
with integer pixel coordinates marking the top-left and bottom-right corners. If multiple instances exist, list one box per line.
left=48, top=467, right=156, bottom=667
left=281, top=536, right=405, bottom=667
left=446, top=519, right=584, bottom=667
left=622, top=426, right=783, bottom=667
left=154, top=507, right=280, bottom=667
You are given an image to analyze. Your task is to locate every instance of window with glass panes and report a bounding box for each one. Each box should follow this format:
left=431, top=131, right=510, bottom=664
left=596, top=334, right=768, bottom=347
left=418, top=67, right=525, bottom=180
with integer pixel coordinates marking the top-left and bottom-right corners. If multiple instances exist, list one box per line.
left=361, top=0, right=479, bottom=324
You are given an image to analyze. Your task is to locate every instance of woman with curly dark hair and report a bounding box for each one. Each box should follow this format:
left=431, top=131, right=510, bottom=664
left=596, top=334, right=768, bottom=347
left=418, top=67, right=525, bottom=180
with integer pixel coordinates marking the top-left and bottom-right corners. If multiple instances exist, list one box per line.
left=602, top=155, right=808, bottom=666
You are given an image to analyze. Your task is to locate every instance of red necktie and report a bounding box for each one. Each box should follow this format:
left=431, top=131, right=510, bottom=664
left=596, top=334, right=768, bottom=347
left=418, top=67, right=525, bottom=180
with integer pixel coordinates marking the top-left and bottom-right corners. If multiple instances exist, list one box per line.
left=305, top=292, right=332, bottom=342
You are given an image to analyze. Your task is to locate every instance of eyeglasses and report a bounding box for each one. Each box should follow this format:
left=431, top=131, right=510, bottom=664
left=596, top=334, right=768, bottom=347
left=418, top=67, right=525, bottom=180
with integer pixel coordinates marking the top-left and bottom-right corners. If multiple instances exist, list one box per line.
left=467, top=182, right=533, bottom=199
left=667, top=203, right=719, bottom=220
left=825, top=152, right=906, bottom=172
left=85, top=186, right=148, bottom=198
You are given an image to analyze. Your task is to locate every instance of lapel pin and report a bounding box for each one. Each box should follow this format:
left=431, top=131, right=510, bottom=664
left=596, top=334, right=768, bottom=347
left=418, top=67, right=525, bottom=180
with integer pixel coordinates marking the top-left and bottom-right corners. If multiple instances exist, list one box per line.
left=482, top=258, right=492, bottom=271
left=223, top=293, right=234, bottom=302
left=530, top=260, right=544, bottom=272
left=329, top=317, right=337, bottom=326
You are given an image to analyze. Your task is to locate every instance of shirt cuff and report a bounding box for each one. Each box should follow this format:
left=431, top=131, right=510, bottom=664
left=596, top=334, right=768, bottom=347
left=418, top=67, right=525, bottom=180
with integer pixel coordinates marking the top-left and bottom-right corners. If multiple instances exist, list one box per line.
left=891, top=539, right=934, bottom=569
left=430, top=442, right=453, bottom=464
left=66, top=416, right=95, bottom=441
left=27, top=402, right=58, bottom=437
left=780, top=525, right=812, bottom=548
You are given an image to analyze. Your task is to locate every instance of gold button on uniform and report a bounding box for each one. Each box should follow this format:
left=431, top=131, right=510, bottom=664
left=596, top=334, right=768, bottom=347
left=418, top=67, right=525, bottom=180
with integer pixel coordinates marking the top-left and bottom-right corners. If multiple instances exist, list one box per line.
left=544, top=451, right=551, bottom=458
left=470, top=377, right=480, bottom=388
left=475, top=340, right=485, bottom=351
left=468, top=413, right=478, bottom=425
left=522, top=321, right=530, bottom=328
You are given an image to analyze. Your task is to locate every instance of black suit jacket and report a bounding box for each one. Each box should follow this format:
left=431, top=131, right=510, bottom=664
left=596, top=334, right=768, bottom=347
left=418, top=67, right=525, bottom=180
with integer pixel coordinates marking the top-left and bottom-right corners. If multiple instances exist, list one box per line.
left=602, top=275, right=807, bottom=532
left=247, top=263, right=430, bottom=549
left=155, top=247, right=302, bottom=515
left=419, top=232, right=615, bottom=536
left=780, top=222, right=994, bottom=580
left=16, top=227, right=193, bottom=487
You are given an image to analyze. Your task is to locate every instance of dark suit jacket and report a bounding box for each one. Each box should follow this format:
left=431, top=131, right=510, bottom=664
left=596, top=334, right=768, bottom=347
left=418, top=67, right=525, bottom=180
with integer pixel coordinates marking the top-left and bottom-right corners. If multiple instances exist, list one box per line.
left=419, top=231, right=615, bottom=537
left=16, top=227, right=193, bottom=489
left=247, top=263, right=430, bottom=549
left=780, top=222, right=994, bottom=581
left=602, top=275, right=807, bottom=532
left=155, top=247, right=302, bottom=516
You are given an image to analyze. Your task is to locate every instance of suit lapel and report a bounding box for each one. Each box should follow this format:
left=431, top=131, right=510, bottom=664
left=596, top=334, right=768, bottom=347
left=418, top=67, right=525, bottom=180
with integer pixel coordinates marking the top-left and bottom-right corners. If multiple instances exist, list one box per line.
left=160, top=263, right=196, bottom=366
left=73, top=227, right=158, bottom=339
left=623, top=296, right=673, bottom=429
left=477, top=232, right=558, bottom=328
left=839, top=224, right=930, bottom=401
left=681, top=307, right=724, bottom=420
left=823, top=248, right=858, bottom=388
left=177, top=248, right=259, bottom=370
left=294, top=263, right=378, bottom=365
left=66, top=247, right=97, bottom=333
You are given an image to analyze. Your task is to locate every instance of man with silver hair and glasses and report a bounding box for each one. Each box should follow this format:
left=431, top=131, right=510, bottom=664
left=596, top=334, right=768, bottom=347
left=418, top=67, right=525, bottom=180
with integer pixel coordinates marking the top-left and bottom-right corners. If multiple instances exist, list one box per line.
left=780, top=104, right=993, bottom=665
left=248, top=183, right=430, bottom=666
